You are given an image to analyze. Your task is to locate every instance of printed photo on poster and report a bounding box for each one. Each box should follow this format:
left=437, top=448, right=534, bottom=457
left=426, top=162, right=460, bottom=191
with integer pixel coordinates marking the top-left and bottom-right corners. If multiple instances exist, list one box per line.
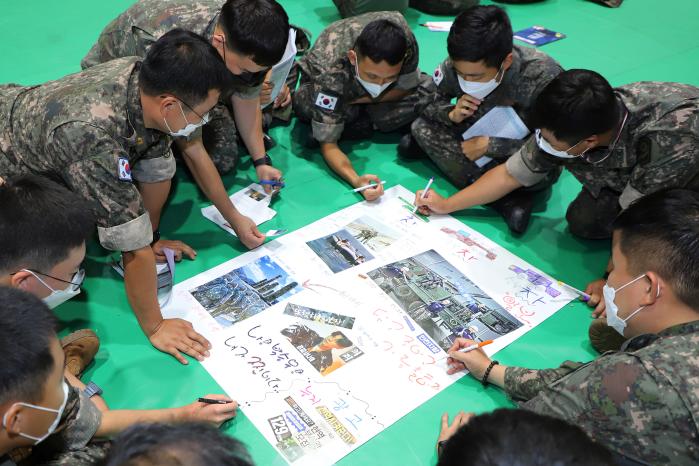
left=306, top=229, right=374, bottom=273
left=190, top=255, right=303, bottom=327
left=367, top=249, right=522, bottom=350
left=281, top=322, right=364, bottom=376
left=345, top=216, right=400, bottom=252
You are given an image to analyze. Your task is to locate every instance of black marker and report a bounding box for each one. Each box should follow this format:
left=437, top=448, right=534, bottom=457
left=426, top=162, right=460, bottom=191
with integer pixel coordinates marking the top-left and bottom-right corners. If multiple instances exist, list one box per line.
left=198, top=397, right=233, bottom=404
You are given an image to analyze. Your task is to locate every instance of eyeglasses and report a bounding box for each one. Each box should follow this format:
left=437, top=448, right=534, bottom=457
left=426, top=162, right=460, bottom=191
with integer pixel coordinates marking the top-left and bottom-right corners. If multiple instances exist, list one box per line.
left=12, top=269, right=86, bottom=291
left=577, top=109, right=629, bottom=165
left=178, top=99, right=210, bottom=126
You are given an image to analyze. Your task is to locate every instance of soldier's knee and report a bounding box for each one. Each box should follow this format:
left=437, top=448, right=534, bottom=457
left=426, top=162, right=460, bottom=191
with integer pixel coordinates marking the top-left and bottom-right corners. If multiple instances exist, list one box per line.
left=566, top=189, right=620, bottom=240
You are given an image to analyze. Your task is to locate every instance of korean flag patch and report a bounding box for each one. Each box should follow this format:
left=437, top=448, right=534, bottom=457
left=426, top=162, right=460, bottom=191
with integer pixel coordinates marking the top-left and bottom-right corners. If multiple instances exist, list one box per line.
left=315, top=92, right=338, bottom=111
left=118, top=157, right=132, bottom=182
left=432, top=65, right=444, bottom=86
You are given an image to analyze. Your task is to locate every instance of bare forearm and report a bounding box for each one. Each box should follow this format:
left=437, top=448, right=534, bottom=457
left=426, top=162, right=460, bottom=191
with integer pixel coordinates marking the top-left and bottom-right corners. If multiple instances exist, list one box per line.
left=320, top=142, right=360, bottom=187
left=122, top=247, right=162, bottom=335
left=137, top=180, right=171, bottom=231
left=96, top=407, right=184, bottom=437
left=446, top=164, right=522, bottom=213
left=232, top=95, right=265, bottom=158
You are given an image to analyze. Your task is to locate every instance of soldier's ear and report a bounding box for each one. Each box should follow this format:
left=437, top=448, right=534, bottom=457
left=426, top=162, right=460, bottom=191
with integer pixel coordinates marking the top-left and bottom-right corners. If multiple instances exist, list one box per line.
left=212, top=32, right=225, bottom=51
left=502, top=52, right=514, bottom=72
left=158, top=95, right=179, bottom=113
left=348, top=50, right=357, bottom=67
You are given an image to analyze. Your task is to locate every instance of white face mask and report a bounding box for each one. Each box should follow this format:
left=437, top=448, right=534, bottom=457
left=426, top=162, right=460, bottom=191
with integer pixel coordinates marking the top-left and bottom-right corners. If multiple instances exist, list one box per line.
left=163, top=102, right=210, bottom=138
left=23, top=269, right=84, bottom=309
left=603, top=274, right=659, bottom=336
left=2, top=381, right=69, bottom=445
left=354, top=62, right=394, bottom=98
left=535, top=129, right=586, bottom=159
left=457, top=64, right=504, bottom=100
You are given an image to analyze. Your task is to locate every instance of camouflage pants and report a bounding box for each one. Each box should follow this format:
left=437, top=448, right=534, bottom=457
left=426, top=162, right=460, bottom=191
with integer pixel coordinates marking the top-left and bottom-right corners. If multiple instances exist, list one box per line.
left=411, top=116, right=497, bottom=188
left=201, top=102, right=239, bottom=175
left=565, top=187, right=621, bottom=240
left=332, top=0, right=409, bottom=18
left=294, top=73, right=434, bottom=140
left=409, top=0, right=479, bottom=15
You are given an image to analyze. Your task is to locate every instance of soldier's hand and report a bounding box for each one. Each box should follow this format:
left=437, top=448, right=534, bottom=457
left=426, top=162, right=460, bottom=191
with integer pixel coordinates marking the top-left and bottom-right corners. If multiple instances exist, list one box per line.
left=437, top=412, right=474, bottom=452
left=355, top=174, right=384, bottom=201
left=232, top=215, right=266, bottom=249
left=260, top=81, right=274, bottom=106
left=181, top=394, right=238, bottom=427
left=255, top=165, right=283, bottom=194
left=446, top=338, right=491, bottom=377
left=274, top=84, right=292, bottom=109
left=448, top=94, right=481, bottom=124
left=149, top=318, right=211, bottom=365
left=461, top=136, right=490, bottom=162
left=585, top=279, right=607, bottom=318
left=152, top=239, right=197, bottom=263
left=414, top=188, right=449, bottom=216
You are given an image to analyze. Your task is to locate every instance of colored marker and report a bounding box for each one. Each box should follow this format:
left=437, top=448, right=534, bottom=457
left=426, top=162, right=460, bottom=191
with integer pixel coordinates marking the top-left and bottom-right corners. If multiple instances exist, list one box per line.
left=351, top=180, right=386, bottom=193
left=453, top=340, right=493, bottom=354
left=259, top=179, right=285, bottom=188
left=557, top=281, right=591, bottom=302
left=413, top=177, right=434, bottom=213
left=198, top=398, right=233, bottom=404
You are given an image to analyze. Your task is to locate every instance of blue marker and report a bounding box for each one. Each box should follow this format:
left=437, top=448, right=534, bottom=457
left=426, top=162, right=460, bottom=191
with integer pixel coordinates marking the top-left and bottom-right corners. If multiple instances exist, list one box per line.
left=260, top=180, right=286, bottom=188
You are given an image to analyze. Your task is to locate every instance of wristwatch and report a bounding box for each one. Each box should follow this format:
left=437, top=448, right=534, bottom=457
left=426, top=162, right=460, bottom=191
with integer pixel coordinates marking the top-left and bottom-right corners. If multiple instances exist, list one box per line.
left=83, top=381, right=103, bottom=398
left=252, top=154, right=273, bottom=168
left=151, top=229, right=161, bottom=245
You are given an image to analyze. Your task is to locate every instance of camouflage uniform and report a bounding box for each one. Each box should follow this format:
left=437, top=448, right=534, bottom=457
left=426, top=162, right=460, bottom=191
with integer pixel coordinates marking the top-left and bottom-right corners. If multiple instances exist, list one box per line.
left=332, top=0, right=409, bottom=18
left=504, top=320, right=699, bottom=465
left=9, top=381, right=108, bottom=466
left=409, top=0, right=479, bottom=15
left=81, top=0, right=266, bottom=174
left=294, top=11, right=432, bottom=144
left=413, top=44, right=562, bottom=188
left=506, top=82, right=699, bottom=239
left=0, top=57, right=175, bottom=252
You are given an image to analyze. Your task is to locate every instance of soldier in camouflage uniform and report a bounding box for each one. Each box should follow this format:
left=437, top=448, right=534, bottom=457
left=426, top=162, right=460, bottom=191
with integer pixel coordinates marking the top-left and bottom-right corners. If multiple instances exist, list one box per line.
left=294, top=11, right=433, bottom=200
left=405, top=5, right=562, bottom=234
left=0, top=288, right=238, bottom=466
left=415, top=70, right=699, bottom=239
left=82, top=0, right=292, bottom=179
left=408, top=7, right=562, bottom=188
left=0, top=30, right=264, bottom=364
left=443, top=189, right=699, bottom=465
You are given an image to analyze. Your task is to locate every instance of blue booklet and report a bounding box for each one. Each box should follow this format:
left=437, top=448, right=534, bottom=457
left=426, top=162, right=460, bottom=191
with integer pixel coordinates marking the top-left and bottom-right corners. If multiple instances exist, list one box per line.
left=514, top=26, right=566, bottom=46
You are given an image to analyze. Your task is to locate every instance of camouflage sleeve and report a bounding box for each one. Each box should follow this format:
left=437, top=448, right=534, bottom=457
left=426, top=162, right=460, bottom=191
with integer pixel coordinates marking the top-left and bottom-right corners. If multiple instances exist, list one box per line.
left=505, top=136, right=557, bottom=186
left=622, top=132, right=699, bottom=209
left=81, top=28, right=153, bottom=70
left=420, top=61, right=459, bottom=127
left=55, top=383, right=103, bottom=450
left=231, top=82, right=263, bottom=100
left=504, top=361, right=584, bottom=401
left=486, top=137, right=527, bottom=161
left=49, top=123, right=153, bottom=252
left=307, top=75, right=348, bottom=144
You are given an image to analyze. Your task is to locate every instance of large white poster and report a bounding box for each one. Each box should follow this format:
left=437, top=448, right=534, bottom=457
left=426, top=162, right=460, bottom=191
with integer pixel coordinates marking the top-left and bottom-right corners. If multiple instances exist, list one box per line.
left=163, top=186, right=575, bottom=465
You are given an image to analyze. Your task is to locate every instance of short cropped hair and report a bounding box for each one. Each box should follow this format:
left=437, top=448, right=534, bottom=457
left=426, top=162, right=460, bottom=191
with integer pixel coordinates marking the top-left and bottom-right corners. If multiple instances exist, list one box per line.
left=531, top=69, right=618, bottom=145
left=613, top=189, right=699, bottom=310
left=438, top=409, right=615, bottom=466
left=447, top=5, right=513, bottom=68
left=219, top=0, right=290, bottom=67
left=354, top=19, right=407, bottom=66
left=102, top=422, right=255, bottom=466
left=0, top=174, right=95, bottom=274
left=0, top=288, right=58, bottom=405
left=140, top=29, right=231, bottom=107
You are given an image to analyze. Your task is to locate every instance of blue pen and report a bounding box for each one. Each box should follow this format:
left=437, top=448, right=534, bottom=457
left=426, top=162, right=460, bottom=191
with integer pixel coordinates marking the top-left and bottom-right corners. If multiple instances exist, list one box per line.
left=259, top=180, right=285, bottom=188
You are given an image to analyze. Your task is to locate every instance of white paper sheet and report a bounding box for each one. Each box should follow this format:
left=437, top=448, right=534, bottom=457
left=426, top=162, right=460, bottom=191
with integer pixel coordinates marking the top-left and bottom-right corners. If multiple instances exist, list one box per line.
left=201, top=183, right=276, bottom=236
left=261, top=28, right=297, bottom=109
left=462, top=106, right=530, bottom=168
left=166, top=186, right=574, bottom=466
